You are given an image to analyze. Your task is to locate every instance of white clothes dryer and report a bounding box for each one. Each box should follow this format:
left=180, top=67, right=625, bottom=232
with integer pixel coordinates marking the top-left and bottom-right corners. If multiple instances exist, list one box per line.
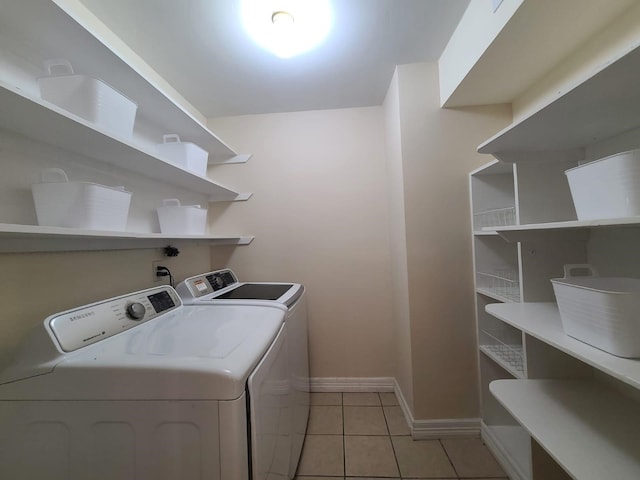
left=176, top=269, right=309, bottom=478
left=0, top=286, right=290, bottom=480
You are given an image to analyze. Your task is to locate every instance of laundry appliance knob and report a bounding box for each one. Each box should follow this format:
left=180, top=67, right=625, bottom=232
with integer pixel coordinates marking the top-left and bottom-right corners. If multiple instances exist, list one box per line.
left=126, top=302, right=146, bottom=320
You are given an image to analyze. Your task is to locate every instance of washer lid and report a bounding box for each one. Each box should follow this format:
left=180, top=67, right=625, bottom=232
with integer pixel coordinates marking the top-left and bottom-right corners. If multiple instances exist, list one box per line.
left=0, top=304, right=285, bottom=401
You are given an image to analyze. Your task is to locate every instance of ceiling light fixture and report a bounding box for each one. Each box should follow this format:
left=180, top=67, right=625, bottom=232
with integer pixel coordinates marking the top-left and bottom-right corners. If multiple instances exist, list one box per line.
left=241, top=0, right=333, bottom=59
left=271, top=10, right=294, bottom=26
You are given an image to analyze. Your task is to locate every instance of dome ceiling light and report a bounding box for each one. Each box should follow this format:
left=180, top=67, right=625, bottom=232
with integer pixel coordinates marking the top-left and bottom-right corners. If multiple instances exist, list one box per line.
left=241, top=0, right=333, bottom=59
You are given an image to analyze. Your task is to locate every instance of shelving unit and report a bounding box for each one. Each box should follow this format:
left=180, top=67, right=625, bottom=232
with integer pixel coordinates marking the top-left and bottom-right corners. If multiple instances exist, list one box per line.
left=478, top=44, right=640, bottom=163
left=491, top=379, right=640, bottom=480
left=0, top=82, right=248, bottom=201
left=471, top=25, right=640, bottom=480
left=0, top=223, right=253, bottom=253
left=0, top=0, right=254, bottom=251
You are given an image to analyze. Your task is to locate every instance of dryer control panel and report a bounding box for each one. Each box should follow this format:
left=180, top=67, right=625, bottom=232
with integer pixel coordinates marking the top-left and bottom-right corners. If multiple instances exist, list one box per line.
left=48, top=286, right=182, bottom=352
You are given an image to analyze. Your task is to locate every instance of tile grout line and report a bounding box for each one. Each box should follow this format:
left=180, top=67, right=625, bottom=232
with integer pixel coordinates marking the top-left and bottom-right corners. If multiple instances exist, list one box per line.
left=340, top=393, right=344, bottom=476
left=380, top=392, right=405, bottom=480
left=438, top=438, right=461, bottom=479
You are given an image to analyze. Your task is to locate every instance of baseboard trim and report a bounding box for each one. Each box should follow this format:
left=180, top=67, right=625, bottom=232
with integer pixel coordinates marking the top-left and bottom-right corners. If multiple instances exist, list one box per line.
left=310, top=377, right=395, bottom=392
left=411, top=417, right=481, bottom=439
left=481, top=422, right=529, bottom=480
left=310, top=377, right=481, bottom=439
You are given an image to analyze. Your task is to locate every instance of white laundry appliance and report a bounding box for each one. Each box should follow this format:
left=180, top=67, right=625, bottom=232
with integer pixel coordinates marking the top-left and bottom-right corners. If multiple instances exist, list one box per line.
left=176, top=269, right=309, bottom=478
left=0, top=285, right=291, bottom=480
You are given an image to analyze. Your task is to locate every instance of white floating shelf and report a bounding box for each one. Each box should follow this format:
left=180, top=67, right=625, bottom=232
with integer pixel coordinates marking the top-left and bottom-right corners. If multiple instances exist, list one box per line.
left=0, top=82, right=242, bottom=201
left=478, top=44, right=640, bottom=162
left=491, top=379, right=640, bottom=480
left=0, top=223, right=254, bottom=253
left=486, top=302, right=640, bottom=390
left=488, top=216, right=640, bottom=242
left=17, top=0, right=238, bottom=161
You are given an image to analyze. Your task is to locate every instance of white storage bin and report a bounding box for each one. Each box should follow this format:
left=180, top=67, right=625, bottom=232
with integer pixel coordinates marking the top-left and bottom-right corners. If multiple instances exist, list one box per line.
left=156, top=134, right=208, bottom=176
left=551, top=264, right=640, bottom=358
left=157, top=199, right=207, bottom=235
left=37, top=59, right=137, bottom=139
left=32, top=168, right=131, bottom=231
left=565, top=149, right=640, bottom=220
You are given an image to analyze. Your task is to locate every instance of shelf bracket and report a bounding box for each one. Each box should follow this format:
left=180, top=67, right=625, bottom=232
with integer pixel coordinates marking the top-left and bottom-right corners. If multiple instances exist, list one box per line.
left=210, top=153, right=252, bottom=165
left=209, top=192, right=253, bottom=203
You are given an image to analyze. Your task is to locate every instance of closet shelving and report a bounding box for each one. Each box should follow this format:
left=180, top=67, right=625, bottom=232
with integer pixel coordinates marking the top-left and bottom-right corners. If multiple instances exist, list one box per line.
left=471, top=39, right=640, bottom=480
left=0, top=0, right=253, bottom=251
left=0, top=224, right=254, bottom=253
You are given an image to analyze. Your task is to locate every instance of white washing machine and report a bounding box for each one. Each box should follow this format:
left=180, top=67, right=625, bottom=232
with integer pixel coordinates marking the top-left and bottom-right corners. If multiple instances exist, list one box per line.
left=176, top=269, right=309, bottom=478
left=0, top=285, right=291, bottom=480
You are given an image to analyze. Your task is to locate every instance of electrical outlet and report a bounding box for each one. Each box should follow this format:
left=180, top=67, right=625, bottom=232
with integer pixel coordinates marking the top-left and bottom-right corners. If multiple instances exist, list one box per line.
left=152, top=260, right=165, bottom=283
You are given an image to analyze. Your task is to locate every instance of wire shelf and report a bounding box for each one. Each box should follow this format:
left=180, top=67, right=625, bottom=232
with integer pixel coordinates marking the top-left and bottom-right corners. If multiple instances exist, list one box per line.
left=476, top=270, right=521, bottom=302
left=480, top=329, right=525, bottom=376
left=473, top=207, right=516, bottom=231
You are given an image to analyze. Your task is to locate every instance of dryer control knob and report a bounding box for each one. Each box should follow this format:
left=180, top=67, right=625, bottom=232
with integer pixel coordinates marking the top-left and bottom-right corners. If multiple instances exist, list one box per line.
left=126, top=302, right=146, bottom=320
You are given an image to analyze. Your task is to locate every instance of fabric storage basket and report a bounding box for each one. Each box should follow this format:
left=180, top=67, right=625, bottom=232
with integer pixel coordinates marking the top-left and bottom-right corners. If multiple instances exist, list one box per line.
left=37, top=59, right=138, bottom=139
left=156, top=134, right=208, bottom=176
left=157, top=199, right=207, bottom=235
left=551, top=264, right=640, bottom=358
left=565, top=149, right=640, bottom=220
left=32, top=168, right=131, bottom=231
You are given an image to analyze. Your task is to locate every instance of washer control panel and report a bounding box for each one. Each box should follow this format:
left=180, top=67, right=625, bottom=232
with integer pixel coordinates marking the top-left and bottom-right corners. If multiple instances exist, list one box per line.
left=183, top=269, right=238, bottom=298
left=48, top=286, right=181, bottom=352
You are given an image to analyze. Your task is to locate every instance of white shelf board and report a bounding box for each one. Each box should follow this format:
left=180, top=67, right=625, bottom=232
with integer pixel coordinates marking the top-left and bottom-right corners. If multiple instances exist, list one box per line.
left=478, top=43, right=640, bottom=162
left=474, top=230, right=500, bottom=236
left=0, top=82, right=241, bottom=201
left=0, top=223, right=253, bottom=253
left=486, top=302, right=640, bottom=390
left=477, top=288, right=520, bottom=304
left=490, top=379, right=640, bottom=480
left=470, top=159, right=513, bottom=176
left=15, top=0, right=238, bottom=162
left=487, top=217, right=640, bottom=242
left=481, top=422, right=531, bottom=480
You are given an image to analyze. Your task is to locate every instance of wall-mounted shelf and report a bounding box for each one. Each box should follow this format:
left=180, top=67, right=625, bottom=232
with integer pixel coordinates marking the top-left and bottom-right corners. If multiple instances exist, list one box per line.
left=0, top=82, right=249, bottom=202
left=490, top=217, right=640, bottom=242
left=486, top=302, right=640, bottom=390
left=478, top=44, right=640, bottom=162
left=0, top=223, right=253, bottom=253
left=1, top=0, right=243, bottom=163
left=491, top=379, right=640, bottom=480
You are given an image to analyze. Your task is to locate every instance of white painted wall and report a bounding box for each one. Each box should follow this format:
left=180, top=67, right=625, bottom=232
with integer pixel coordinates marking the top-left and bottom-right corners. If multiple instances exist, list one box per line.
left=208, top=107, right=396, bottom=379
left=393, top=63, right=511, bottom=419
left=383, top=69, right=414, bottom=410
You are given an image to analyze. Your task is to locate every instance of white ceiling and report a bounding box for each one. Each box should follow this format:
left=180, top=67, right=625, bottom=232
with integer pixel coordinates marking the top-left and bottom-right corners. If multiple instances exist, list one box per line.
left=79, top=0, right=470, bottom=118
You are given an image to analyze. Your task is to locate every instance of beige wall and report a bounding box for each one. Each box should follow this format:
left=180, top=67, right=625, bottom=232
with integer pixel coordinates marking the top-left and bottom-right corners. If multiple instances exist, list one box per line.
left=208, top=107, right=395, bottom=379
left=0, top=244, right=216, bottom=369
left=394, top=63, right=511, bottom=420
left=383, top=70, right=414, bottom=410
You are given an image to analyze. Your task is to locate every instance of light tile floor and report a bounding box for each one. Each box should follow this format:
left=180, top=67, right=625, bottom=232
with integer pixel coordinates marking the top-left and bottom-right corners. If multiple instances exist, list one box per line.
left=295, top=392, right=508, bottom=480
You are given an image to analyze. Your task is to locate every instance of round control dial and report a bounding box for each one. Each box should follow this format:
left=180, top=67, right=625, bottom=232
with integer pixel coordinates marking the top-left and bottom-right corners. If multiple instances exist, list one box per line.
left=126, top=302, right=146, bottom=320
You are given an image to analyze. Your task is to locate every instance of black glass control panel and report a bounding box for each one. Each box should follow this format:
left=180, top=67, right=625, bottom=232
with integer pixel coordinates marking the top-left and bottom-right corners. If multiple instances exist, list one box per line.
left=206, top=270, right=238, bottom=291
left=216, top=283, right=293, bottom=300
left=148, top=291, right=176, bottom=313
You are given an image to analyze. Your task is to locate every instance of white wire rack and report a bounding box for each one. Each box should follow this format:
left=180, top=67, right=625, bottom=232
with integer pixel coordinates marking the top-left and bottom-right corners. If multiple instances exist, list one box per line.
left=473, top=207, right=516, bottom=231
left=480, top=329, right=525, bottom=376
left=476, top=270, right=520, bottom=302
